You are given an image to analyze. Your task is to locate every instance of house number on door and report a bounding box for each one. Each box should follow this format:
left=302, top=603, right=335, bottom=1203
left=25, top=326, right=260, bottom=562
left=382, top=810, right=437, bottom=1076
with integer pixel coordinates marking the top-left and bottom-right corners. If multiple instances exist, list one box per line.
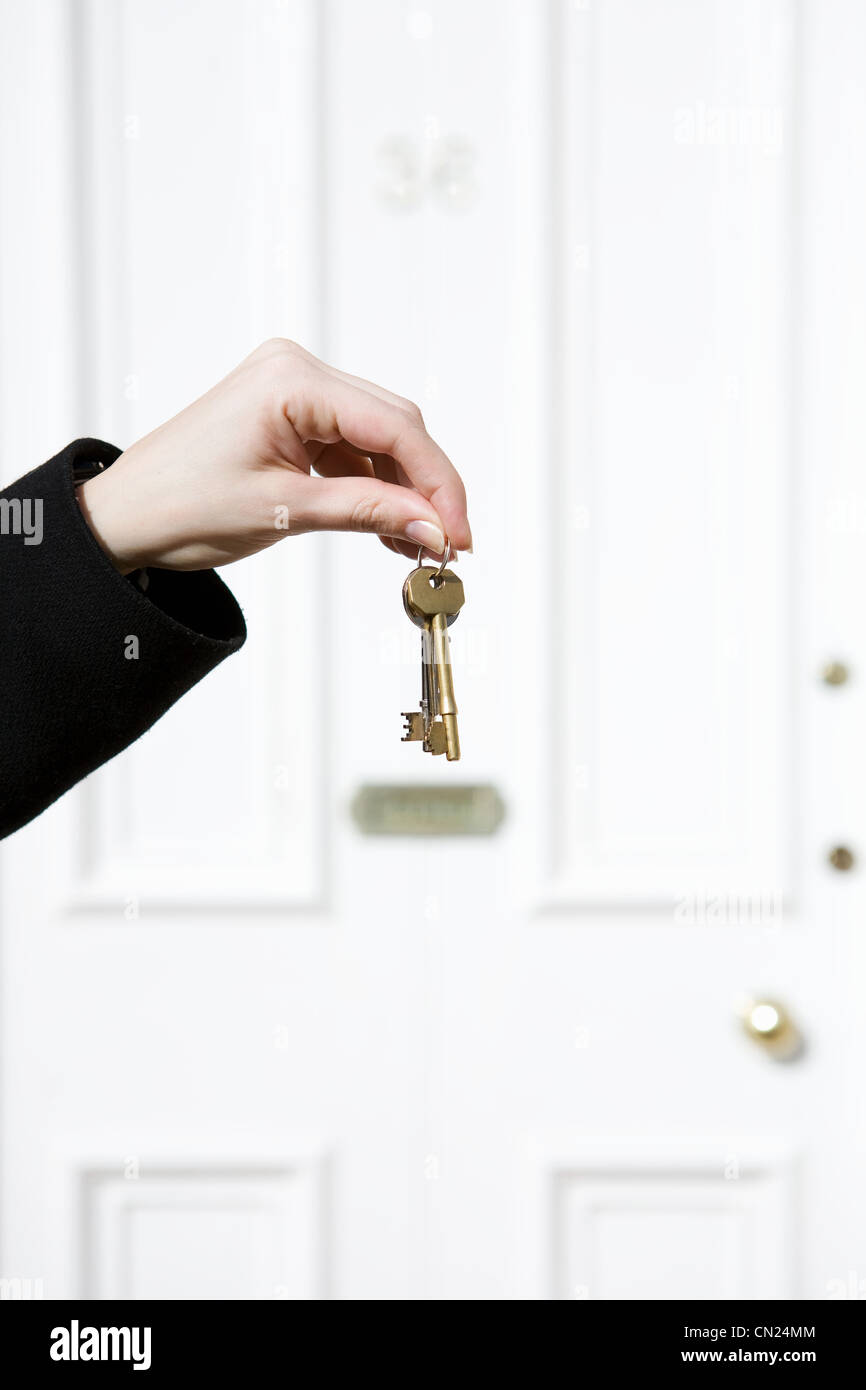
left=375, top=134, right=478, bottom=212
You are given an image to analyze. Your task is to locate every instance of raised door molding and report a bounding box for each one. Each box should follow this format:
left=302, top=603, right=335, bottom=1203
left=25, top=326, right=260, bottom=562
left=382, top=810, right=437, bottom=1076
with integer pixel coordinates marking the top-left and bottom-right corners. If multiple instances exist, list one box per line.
left=532, top=1139, right=798, bottom=1300
left=61, top=0, right=329, bottom=913
left=52, top=1141, right=331, bottom=1299
left=535, top=0, right=799, bottom=910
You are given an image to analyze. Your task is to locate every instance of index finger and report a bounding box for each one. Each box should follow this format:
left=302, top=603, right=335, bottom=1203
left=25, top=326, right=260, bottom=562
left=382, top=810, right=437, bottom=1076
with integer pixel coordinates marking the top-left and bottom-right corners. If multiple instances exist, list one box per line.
left=288, top=375, right=472, bottom=552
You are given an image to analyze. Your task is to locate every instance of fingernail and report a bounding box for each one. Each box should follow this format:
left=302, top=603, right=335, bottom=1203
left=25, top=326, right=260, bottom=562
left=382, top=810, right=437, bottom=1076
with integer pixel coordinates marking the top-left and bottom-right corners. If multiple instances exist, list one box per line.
left=405, top=520, right=445, bottom=554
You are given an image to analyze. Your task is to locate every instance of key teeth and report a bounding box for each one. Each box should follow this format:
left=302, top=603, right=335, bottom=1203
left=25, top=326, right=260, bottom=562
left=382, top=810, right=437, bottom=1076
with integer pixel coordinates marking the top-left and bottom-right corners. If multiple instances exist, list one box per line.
left=401, top=711, right=425, bottom=742
left=424, top=721, right=448, bottom=757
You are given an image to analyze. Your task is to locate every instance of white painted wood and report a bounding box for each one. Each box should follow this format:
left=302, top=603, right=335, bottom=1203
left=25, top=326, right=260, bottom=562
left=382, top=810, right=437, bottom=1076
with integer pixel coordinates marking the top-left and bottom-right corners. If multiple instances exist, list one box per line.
left=534, top=1142, right=796, bottom=1300
left=2, top=0, right=866, bottom=1302
left=67, top=0, right=327, bottom=911
left=543, top=0, right=797, bottom=906
left=70, top=1148, right=329, bottom=1299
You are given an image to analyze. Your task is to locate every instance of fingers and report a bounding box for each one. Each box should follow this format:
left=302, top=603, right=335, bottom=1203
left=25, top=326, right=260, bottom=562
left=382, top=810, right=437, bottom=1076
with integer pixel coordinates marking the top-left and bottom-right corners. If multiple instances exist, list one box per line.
left=313, top=441, right=376, bottom=480
left=286, top=473, right=449, bottom=553
left=314, top=445, right=446, bottom=560
left=284, top=373, right=472, bottom=552
left=378, top=533, right=445, bottom=562
left=373, top=452, right=439, bottom=560
left=369, top=451, right=412, bottom=490
left=285, top=340, right=427, bottom=419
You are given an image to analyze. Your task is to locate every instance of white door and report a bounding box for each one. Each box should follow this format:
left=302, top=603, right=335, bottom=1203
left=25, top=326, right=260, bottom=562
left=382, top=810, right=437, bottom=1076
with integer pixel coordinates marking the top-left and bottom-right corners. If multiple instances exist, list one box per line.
left=2, top=0, right=865, bottom=1301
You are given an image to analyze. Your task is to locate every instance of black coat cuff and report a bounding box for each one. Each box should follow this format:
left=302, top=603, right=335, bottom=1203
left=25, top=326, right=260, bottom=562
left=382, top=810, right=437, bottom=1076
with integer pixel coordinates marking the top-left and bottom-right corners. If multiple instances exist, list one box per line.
left=0, top=438, right=247, bottom=838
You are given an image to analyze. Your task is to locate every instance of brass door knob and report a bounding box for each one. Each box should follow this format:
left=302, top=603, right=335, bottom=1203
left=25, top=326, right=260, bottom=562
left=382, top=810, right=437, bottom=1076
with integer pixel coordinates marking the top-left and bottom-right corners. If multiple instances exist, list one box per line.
left=740, top=998, right=803, bottom=1062
left=828, top=845, right=855, bottom=872
left=822, top=660, right=850, bottom=687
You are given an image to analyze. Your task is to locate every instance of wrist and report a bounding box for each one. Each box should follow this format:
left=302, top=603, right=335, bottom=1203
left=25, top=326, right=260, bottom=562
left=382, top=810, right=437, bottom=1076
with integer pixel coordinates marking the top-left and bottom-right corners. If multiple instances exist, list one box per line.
left=77, top=471, right=141, bottom=574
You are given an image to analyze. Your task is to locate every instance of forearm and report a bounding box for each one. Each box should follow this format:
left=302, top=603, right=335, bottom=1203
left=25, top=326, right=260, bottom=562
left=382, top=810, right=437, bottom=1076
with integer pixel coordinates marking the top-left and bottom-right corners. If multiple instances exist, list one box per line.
left=0, top=439, right=245, bottom=839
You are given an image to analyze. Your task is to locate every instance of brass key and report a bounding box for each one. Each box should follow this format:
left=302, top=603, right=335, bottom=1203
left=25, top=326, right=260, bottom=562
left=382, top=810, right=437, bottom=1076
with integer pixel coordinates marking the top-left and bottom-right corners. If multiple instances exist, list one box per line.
left=402, top=624, right=441, bottom=750
left=420, top=624, right=447, bottom=755
left=401, top=552, right=464, bottom=761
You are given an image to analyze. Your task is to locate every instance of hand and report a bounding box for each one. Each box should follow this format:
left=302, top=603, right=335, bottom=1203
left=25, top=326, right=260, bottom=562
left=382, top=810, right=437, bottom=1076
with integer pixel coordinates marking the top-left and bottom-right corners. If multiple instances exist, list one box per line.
left=77, top=339, right=472, bottom=574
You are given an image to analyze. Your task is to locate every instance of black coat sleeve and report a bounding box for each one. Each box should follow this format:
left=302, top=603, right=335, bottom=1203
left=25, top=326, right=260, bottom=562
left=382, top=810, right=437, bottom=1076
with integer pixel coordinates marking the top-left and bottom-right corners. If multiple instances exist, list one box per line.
left=0, top=438, right=246, bottom=839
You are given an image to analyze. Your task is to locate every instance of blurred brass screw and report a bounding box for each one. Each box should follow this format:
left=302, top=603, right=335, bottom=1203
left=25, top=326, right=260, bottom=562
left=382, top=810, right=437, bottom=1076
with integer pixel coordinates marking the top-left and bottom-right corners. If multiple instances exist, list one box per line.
left=740, top=998, right=803, bottom=1062
left=822, top=661, right=850, bottom=687
left=829, top=845, right=855, bottom=872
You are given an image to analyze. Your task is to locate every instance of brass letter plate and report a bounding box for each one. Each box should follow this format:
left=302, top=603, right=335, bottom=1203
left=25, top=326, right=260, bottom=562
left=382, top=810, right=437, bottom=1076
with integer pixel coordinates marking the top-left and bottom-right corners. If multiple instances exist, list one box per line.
left=351, top=784, right=505, bottom=837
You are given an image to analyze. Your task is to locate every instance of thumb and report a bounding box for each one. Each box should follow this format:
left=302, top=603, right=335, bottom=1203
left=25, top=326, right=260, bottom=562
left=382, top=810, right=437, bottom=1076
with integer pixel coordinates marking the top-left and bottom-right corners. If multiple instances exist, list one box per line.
left=289, top=475, right=447, bottom=554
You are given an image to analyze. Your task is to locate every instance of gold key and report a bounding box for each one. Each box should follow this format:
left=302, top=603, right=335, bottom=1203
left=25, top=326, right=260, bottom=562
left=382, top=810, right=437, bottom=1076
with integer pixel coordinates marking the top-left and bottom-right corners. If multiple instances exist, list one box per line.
left=401, top=603, right=447, bottom=754
left=401, top=547, right=464, bottom=761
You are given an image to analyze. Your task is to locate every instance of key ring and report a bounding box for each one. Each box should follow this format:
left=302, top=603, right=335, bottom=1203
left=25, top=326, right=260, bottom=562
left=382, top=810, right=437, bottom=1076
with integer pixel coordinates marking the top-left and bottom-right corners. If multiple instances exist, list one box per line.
left=415, top=537, right=452, bottom=577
